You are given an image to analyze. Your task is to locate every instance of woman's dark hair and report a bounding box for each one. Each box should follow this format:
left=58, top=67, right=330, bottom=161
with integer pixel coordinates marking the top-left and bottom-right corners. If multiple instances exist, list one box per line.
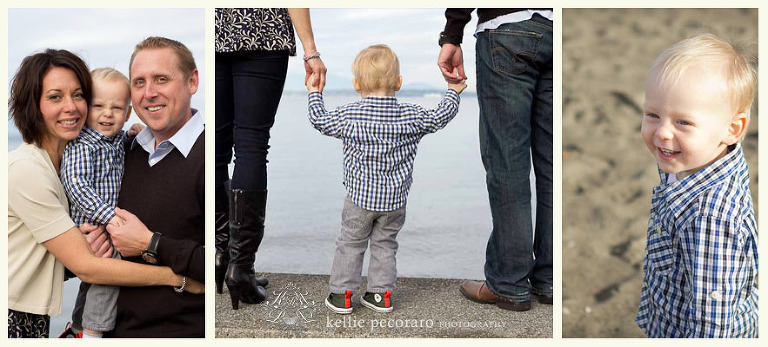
left=9, top=49, right=92, bottom=147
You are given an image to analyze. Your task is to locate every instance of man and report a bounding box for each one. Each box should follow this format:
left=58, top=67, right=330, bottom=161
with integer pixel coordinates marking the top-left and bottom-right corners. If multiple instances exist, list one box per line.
left=105, top=36, right=204, bottom=337
left=437, top=9, right=553, bottom=311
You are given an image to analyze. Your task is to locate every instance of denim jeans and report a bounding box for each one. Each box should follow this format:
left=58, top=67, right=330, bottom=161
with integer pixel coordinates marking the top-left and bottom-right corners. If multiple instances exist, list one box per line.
left=215, top=51, right=289, bottom=191
left=329, top=196, right=406, bottom=294
left=476, top=15, right=553, bottom=302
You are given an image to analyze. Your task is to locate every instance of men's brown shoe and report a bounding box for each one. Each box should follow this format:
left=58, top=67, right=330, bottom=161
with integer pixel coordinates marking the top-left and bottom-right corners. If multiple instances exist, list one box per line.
left=459, top=280, right=531, bottom=311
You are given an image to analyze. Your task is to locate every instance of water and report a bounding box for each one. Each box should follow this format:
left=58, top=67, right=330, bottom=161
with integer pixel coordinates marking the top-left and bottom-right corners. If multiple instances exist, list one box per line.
left=9, top=93, right=537, bottom=336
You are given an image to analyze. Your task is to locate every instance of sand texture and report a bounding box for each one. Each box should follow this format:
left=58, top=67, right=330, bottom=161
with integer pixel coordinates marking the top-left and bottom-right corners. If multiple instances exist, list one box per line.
left=562, top=8, right=758, bottom=338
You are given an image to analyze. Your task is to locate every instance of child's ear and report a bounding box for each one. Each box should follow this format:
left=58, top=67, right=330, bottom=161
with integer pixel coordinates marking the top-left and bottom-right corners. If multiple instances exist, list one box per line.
left=394, top=76, right=402, bottom=92
left=353, top=78, right=362, bottom=93
left=125, top=106, right=132, bottom=121
left=724, top=112, right=749, bottom=145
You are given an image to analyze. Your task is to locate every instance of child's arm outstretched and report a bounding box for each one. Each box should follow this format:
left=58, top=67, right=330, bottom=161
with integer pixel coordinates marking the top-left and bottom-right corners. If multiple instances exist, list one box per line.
left=416, top=79, right=466, bottom=133
left=60, top=144, right=120, bottom=226
left=307, top=72, right=346, bottom=138
left=681, top=216, right=756, bottom=337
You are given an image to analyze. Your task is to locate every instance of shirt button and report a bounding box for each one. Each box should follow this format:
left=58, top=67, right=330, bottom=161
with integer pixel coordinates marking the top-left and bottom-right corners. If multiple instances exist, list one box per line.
left=711, top=291, right=722, bottom=300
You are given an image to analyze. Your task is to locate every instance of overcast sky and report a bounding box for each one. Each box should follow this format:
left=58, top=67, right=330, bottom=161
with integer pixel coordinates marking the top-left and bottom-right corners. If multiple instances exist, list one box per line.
left=8, top=8, right=479, bottom=106
left=8, top=8, right=206, bottom=125
left=284, top=8, right=479, bottom=92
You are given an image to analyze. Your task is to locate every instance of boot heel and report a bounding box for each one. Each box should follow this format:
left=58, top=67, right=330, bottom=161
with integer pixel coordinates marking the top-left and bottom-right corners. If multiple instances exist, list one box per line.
left=229, top=286, right=241, bottom=310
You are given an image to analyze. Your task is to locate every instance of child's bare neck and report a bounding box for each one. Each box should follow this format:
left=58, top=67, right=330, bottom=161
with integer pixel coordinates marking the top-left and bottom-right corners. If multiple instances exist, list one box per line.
left=361, top=90, right=396, bottom=97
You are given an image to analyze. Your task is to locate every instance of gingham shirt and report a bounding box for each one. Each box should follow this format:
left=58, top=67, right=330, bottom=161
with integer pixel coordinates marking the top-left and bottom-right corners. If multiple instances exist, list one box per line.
left=636, top=144, right=758, bottom=337
left=60, top=126, right=126, bottom=226
left=308, top=90, right=460, bottom=211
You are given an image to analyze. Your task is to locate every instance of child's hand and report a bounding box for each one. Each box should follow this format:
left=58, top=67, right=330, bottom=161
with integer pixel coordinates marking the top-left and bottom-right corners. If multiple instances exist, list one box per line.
left=127, top=123, right=145, bottom=136
left=448, top=79, right=467, bottom=94
left=306, top=72, right=321, bottom=93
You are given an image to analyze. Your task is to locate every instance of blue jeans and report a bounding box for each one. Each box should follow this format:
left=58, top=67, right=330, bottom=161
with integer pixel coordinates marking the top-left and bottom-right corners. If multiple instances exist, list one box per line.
left=215, top=51, right=289, bottom=191
left=476, top=15, right=553, bottom=302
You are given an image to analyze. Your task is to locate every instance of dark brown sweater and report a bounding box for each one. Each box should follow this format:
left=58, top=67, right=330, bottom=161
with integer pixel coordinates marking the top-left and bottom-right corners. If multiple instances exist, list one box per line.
left=109, top=131, right=205, bottom=338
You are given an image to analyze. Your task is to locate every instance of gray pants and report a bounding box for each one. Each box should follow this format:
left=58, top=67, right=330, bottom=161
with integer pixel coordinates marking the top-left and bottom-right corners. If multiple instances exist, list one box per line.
left=329, top=196, right=406, bottom=294
left=71, top=249, right=119, bottom=332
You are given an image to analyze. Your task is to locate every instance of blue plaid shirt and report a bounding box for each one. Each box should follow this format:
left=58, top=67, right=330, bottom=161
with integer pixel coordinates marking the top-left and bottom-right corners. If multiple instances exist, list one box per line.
left=60, top=126, right=126, bottom=226
left=308, top=90, right=460, bottom=211
left=636, top=144, right=758, bottom=337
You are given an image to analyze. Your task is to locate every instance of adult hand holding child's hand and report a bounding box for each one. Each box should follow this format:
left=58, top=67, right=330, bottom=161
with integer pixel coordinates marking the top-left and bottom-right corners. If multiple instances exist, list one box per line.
left=449, top=79, right=468, bottom=94
left=306, top=72, right=321, bottom=93
left=80, top=223, right=114, bottom=258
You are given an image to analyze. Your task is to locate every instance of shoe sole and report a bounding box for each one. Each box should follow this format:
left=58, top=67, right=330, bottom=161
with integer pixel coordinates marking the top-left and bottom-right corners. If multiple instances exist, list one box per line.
left=360, top=298, right=393, bottom=313
left=325, top=298, right=353, bottom=314
left=459, top=286, right=531, bottom=311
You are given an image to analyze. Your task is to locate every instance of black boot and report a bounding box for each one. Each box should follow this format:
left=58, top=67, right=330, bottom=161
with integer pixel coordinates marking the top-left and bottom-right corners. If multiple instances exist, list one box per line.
left=214, top=181, right=230, bottom=294
left=225, top=189, right=269, bottom=310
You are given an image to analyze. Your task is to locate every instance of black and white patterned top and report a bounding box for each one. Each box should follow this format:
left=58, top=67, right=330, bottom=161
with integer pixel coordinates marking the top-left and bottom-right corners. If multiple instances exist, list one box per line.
left=215, top=8, right=296, bottom=55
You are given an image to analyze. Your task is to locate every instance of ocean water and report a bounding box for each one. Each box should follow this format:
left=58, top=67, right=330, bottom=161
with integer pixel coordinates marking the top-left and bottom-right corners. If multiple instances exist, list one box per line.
left=8, top=93, right=538, bottom=336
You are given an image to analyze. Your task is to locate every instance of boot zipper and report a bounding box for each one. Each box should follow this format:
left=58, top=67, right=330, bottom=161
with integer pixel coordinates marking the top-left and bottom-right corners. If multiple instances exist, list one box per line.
left=233, top=190, right=240, bottom=226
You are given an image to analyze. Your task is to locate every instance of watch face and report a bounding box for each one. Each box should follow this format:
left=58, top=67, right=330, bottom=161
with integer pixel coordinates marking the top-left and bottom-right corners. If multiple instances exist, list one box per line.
left=142, top=252, right=158, bottom=264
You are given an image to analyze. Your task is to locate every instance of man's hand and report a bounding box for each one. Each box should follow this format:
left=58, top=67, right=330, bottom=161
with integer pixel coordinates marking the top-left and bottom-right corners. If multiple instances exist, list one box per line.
left=80, top=223, right=113, bottom=258
left=106, top=207, right=153, bottom=257
left=304, top=57, right=327, bottom=93
left=438, top=43, right=466, bottom=83
left=185, top=277, right=205, bottom=294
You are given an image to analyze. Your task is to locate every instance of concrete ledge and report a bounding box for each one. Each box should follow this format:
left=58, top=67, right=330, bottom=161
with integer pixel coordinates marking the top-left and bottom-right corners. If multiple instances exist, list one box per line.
left=215, top=273, right=552, bottom=338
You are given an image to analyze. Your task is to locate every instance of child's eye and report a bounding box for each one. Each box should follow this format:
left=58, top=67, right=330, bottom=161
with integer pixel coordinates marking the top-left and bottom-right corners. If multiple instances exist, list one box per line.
left=645, top=113, right=659, bottom=119
left=112, top=106, right=124, bottom=111
left=677, top=120, right=692, bottom=126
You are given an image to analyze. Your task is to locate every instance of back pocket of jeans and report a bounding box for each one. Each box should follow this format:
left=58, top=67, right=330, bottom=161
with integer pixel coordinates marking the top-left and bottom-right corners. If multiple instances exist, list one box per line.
left=489, top=30, right=543, bottom=76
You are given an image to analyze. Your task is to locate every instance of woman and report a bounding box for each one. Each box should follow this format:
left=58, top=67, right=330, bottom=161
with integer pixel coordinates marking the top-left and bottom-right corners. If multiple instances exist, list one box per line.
left=7, top=49, right=203, bottom=338
left=215, top=8, right=326, bottom=309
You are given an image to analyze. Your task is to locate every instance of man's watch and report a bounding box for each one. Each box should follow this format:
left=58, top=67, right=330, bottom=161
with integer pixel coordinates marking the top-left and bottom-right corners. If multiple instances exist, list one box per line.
left=439, top=32, right=462, bottom=47
left=141, top=232, right=162, bottom=264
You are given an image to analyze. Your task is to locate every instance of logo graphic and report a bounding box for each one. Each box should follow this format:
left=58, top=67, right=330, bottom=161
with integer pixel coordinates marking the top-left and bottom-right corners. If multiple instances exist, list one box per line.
left=264, top=282, right=319, bottom=326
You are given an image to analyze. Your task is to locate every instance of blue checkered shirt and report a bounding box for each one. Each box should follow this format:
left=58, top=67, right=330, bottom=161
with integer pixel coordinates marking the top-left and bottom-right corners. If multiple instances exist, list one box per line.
left=636, top=144, right=758, bottom=337
left=308, top=90, right=460, bottom=211
left=60, top=126, right=126, bottom=226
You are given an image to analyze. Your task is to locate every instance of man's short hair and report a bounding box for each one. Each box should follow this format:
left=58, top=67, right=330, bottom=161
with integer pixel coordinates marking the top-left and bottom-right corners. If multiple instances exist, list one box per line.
left=353, top=44, right=400, bottom=92
left=648, top=33, right=757, bottom=116
left=10, top=49, right=92, bottom=147
left=129, top=36, right=197, bottom=81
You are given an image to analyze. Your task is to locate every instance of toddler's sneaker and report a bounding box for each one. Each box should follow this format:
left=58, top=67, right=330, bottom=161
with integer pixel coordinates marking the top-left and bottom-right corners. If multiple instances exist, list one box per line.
left=361, top=290, right=393, bottom=312
left=325, top=290, right=353, bottom=314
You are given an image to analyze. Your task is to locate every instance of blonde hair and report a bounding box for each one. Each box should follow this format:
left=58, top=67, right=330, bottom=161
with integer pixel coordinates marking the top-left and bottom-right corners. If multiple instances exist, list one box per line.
left=352, top=44, right=400, bottom=92
left=648, top=33, right=757, bottom=116
left=91, top=67, right=130, bottom=102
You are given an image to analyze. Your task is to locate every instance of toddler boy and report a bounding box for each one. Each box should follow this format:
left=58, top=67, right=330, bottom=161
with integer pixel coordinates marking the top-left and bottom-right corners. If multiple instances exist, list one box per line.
left=637, top=34, right=758, bottom=337
left=307, top=44, right=466, bottom=313
left=60, top=67, right=133, bottom=338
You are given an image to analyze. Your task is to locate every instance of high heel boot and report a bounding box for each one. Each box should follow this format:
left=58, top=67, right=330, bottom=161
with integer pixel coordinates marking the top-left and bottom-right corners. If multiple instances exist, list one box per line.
left=214, top=181, right=230, bottom=294
left=225, top=189, right=269, bottom=310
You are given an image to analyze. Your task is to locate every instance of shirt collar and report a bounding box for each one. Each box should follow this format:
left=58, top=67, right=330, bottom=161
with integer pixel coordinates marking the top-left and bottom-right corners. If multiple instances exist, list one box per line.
left=655, top=143, right=747, bottom=215
left=132, top=109, right=204, bottom=157
left=360, top=95, right=398, bottom=108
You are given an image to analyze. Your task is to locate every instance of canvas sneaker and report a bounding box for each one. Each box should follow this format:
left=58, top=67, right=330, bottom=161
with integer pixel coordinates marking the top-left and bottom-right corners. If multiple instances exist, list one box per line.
left=325, top=290, right=353, bottom=314
left=361, top=290, right=393, bottom=312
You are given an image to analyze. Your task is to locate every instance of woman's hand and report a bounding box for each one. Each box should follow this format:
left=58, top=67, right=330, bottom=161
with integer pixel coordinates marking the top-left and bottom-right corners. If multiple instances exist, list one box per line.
left=185, top=277, right=205, bottom=294
left=80, top=223, right=113, bottom=258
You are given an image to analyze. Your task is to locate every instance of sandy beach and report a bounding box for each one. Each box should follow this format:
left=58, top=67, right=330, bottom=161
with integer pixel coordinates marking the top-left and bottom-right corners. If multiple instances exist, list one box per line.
left=562, top=8, right=758, bottom=338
